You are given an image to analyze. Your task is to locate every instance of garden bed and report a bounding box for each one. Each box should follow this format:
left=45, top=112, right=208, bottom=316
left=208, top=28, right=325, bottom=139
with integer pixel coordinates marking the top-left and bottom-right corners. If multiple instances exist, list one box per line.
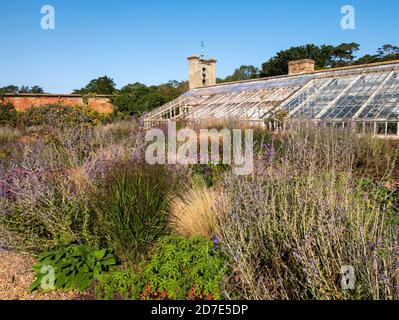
left=0, top=251, right=88, bottom=300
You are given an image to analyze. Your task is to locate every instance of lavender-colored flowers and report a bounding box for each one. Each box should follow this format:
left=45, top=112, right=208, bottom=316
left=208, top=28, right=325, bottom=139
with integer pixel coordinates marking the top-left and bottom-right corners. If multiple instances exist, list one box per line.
left=213, top=234, right=219, bottom=251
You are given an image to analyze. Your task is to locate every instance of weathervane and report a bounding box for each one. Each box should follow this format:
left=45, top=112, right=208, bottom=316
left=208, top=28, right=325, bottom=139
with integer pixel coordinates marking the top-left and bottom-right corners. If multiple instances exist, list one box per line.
left=200, top=41, right=205, bottom=59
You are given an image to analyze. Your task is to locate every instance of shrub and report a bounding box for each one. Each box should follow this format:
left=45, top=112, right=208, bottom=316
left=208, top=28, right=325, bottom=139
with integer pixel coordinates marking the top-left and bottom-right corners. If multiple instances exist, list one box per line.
left=220, top=127, right=399, bottom=300
left=95, top=236, right=229, bottom=300
left=29, top=244, right=117, bottom=292
left=0, top=170, right=99, bottom=252
left=353, top=135, right=399, bottom=180
left=0, top=101, right=18, bottom=126
left=19, top=104, right=110, bottom=128
left=168, top=179, right=227, bottom=239
left=0, top=123, right=148, bottom=253
left=93, top=162, right=182, bottom=261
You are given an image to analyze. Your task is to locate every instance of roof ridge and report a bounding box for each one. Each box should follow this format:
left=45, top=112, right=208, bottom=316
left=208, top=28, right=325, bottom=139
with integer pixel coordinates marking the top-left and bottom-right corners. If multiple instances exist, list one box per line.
left=192, top=59, right=399, bottom=91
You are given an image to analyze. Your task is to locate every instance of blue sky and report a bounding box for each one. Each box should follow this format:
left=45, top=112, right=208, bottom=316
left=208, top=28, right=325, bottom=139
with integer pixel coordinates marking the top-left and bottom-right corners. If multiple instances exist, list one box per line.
left=0, top=0, right=398, bottom=93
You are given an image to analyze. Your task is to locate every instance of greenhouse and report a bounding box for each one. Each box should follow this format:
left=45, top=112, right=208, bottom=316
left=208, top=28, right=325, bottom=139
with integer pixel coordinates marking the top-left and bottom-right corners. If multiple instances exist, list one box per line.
left=143, top=60, right=399, bottom=135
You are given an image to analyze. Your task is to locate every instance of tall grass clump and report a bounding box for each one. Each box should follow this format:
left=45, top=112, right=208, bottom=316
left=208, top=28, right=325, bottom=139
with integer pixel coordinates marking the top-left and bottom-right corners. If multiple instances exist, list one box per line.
left=168, top=179, right=227, bottom=239
left=220, top=126, right=399, bottom=300
left=93, top=161, right=183, bottom=261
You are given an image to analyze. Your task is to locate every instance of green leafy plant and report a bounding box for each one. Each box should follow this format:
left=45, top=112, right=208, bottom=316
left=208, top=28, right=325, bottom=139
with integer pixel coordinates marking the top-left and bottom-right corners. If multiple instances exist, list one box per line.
left=95, top=235, right=229, bottom=300
left=28, top=244, right=117, bottom=292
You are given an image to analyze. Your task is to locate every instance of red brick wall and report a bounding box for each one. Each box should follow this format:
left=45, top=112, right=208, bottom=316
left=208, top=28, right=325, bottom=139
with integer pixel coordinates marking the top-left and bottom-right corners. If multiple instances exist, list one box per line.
left=2, top=94, right=113, bottom=113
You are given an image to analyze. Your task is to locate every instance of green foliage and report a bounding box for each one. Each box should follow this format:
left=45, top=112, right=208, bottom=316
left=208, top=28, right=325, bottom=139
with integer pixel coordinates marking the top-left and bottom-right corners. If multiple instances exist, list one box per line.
left=218, top=65, right=260, bottom=83
left=28, top=244, right=117, bottom=292
left=0, top=85, right=19, bottom=94
left=260, top=42, right=399, bottom=77
left=329, top=42, right=360, bottom=67
left=95, top=236, right=229, bottom=300
left=73, top=76, right=116, bottom=95
left=190, top=163, right=230, bottom=188
left=18, top=104, right=110, bottom=128
left=356, top=178, right=399, bottom=227
left=261, top=43, right=335, bottom=76
left=0, top=85, right=44, bottom=94
left=94, top=162, right=180, bottom=261
left=355, top=44, right=399, bottom=65
left=29, top=85, right=44, bottom=94
left=0, top=101, right=18, bottom=126
left=111, top=81, right=187, bottom=116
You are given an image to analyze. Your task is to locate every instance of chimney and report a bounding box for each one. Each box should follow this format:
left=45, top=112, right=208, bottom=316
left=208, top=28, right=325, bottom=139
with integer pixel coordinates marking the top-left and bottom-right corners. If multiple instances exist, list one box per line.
left=288, top=59, right=315, bottom=75
left=188, top=55, right=217, bottom=90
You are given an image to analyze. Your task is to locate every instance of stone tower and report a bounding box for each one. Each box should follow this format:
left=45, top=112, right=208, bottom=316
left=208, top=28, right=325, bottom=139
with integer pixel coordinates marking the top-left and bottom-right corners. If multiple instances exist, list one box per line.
left=187, top=55, right=217, bottom=90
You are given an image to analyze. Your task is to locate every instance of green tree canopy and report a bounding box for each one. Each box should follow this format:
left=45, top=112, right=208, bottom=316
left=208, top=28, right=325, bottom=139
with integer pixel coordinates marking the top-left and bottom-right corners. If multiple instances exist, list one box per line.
left=73, top=76, right=116, bottom=95
left=0, top=85, right=19, bottom=94
left=219, top=65, right=260, bottom=83
left=261, top=44, right=335, bottom=77
left=377, top=44, right=399, bottom=57
left=0, top=85, right=44, bottom=94
left=258, top=42, right=399, bottom=77
left=329, top=42, right=360, bottom=67
left=30, top=85, right=44, bottom=94
left=111, top=80, right=187, bottom=116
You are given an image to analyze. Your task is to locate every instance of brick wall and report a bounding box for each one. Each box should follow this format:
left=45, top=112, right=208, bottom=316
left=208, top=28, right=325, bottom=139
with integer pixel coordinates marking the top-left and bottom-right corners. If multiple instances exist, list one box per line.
left=2, top=94, right=113, bottom=113
left=288, top=59, right=315, bottom=75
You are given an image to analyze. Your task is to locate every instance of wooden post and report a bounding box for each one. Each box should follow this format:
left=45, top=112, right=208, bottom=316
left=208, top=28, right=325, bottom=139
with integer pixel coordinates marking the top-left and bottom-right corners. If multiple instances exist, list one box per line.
left=374, top=122, right=377, bottom=135
left=385, top=122, right=388, bottom=135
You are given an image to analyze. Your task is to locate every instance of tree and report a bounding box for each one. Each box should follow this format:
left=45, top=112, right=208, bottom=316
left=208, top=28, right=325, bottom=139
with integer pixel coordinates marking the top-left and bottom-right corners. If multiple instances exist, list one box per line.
left=0, top=85, right=19, bottom=94
left=111, top=80, right=187, bottom=116
left=30, top=85, right=44, bottom=94
left=73, top=76, right=116, bottom=95
left=111, top=82, right=157, bottom=116
left=219, top=65, right=260, bottom=83
left=0, top=85, right=44, bottom=94
left=155, top=80, right=188, bottom=101
left=19, top=85, right=31, bottom=93
left=353, top=54, right=378, bottom=65
left=329, top=42, right=360, bottom=67
left=261, top=44, right=334, bottom=77
left=377, top=44, right=399, bottom=58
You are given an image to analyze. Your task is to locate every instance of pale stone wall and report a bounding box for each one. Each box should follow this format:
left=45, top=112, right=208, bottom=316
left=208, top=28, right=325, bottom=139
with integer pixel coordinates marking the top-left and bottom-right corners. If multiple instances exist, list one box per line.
left=187, top=56, right=217, bottom=89
left=288, top=59, right=315, bottom=75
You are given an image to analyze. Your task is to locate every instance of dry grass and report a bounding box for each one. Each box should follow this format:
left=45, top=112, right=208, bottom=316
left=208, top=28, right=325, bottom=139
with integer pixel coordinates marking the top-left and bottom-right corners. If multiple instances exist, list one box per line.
left=188, top=118, right=266, bottom=131
left=168, top=180, right=227, bottom=239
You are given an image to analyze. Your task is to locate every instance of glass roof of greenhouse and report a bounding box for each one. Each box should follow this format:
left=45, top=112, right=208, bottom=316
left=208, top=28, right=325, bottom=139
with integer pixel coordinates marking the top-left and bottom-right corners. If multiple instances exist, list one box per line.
left=144, top=61, right=399, bottom=122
